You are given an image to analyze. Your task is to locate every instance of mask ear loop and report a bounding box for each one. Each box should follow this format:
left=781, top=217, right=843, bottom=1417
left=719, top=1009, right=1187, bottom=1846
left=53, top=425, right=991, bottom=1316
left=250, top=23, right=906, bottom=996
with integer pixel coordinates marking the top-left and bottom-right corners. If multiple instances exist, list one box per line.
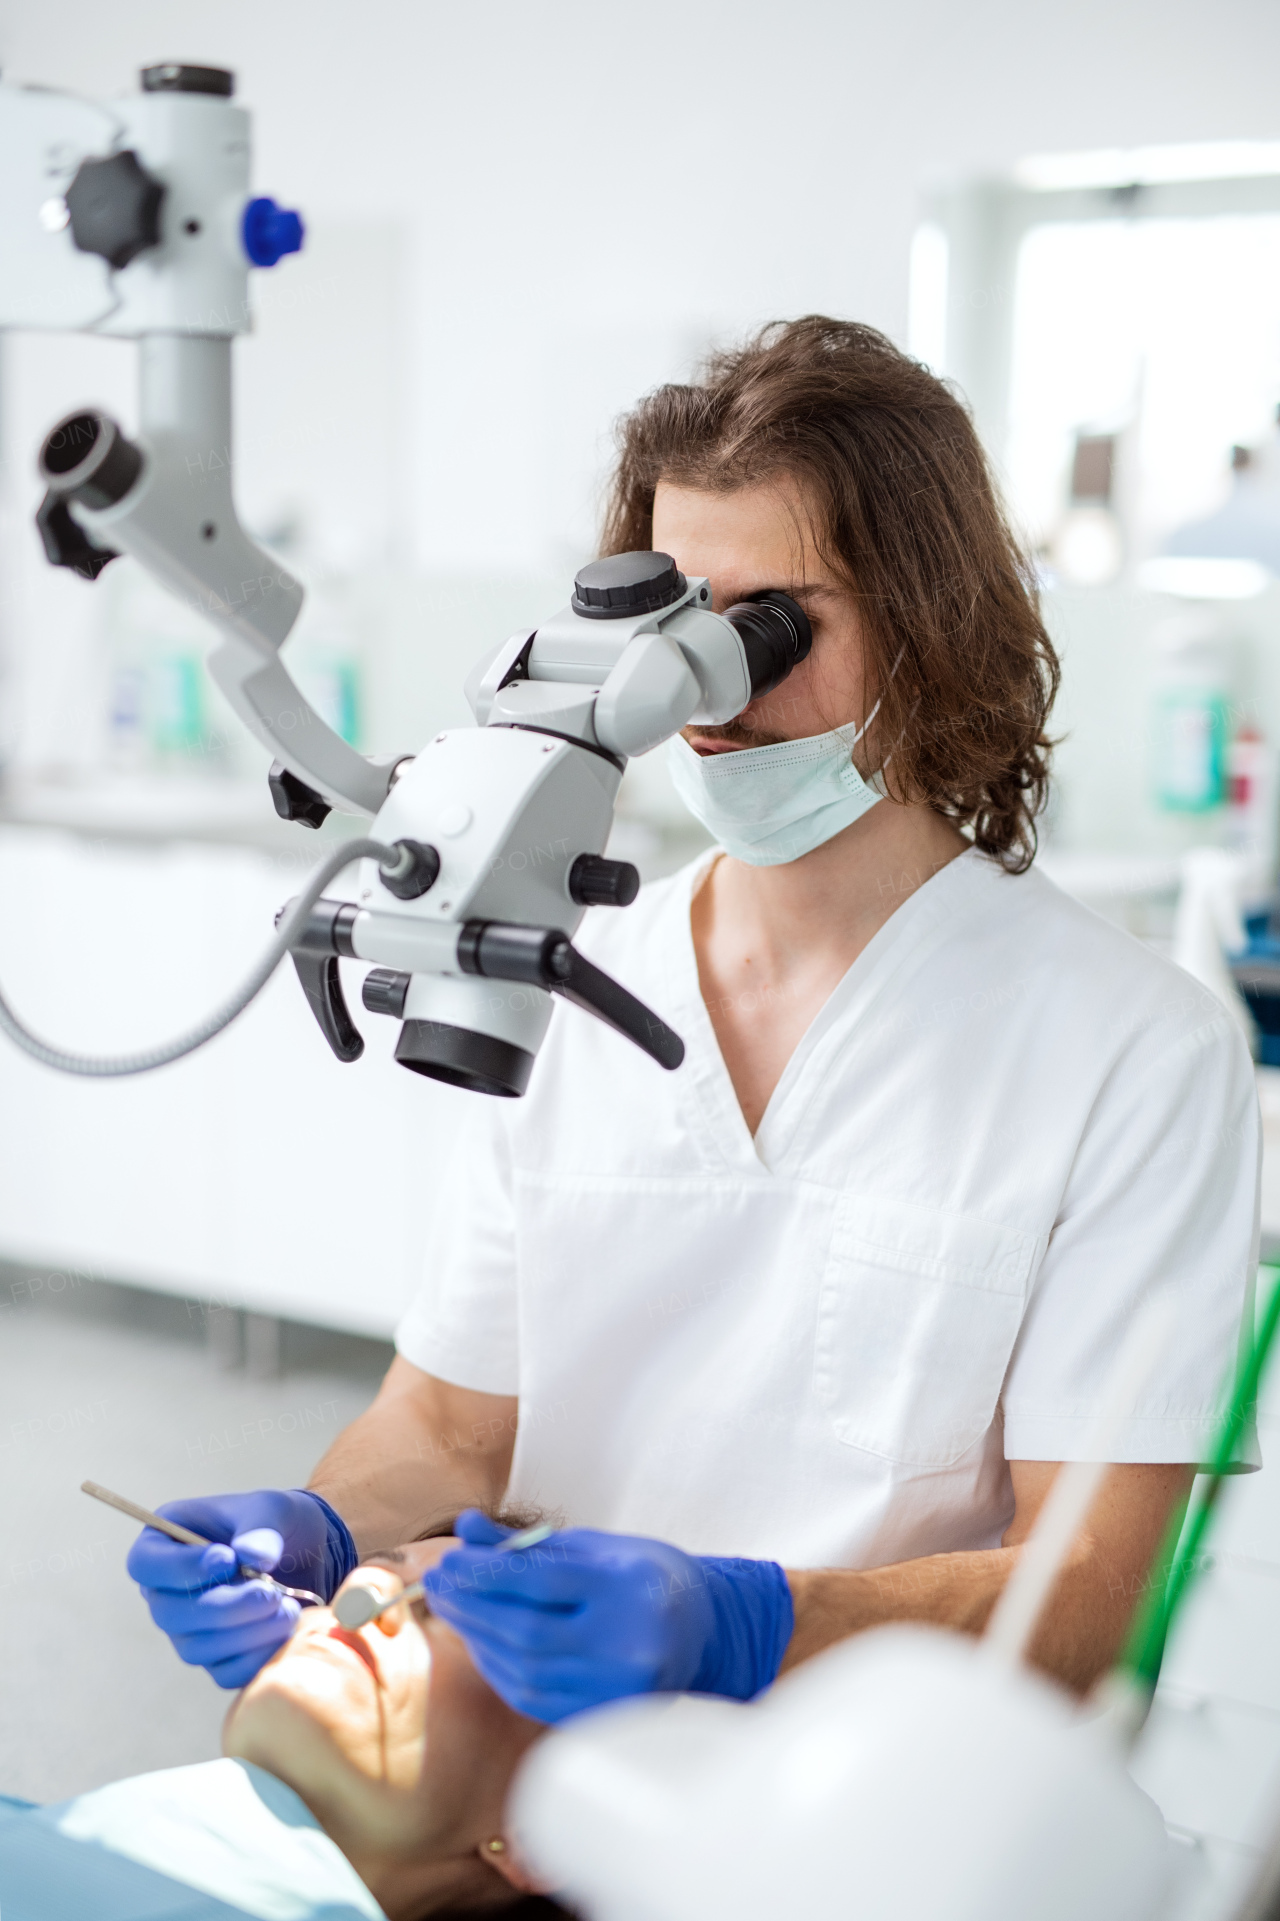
left=836, top=643, right=907, bottom=787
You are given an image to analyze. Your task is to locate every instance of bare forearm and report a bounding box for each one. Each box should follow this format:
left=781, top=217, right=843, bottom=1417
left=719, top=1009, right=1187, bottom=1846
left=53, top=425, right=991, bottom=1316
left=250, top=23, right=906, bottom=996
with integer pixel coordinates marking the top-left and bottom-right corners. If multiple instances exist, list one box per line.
left=785, top=1546, right=1143, bottom=1695
left=783, top=1463, right=1193, bottom=1696
left=307, top=1357, right=517, bottom=1557
left=783, top=1547, right=1013, bottom=1671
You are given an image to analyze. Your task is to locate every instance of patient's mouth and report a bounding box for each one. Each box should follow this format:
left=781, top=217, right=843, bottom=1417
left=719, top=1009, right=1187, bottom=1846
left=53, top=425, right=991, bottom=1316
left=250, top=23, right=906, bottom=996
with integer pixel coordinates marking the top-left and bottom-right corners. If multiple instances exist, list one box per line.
left=282, top=1612, right=383, bottom=1682
left=327, top=1624, right=380, bottom=1676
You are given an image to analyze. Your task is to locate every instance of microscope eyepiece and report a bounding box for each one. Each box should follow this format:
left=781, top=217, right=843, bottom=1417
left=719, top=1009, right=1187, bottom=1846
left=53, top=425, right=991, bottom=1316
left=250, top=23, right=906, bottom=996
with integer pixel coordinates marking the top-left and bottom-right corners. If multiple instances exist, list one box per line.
left=40, top=410, right=143, bottom=511
left=725, top=591, right=813, bottom=701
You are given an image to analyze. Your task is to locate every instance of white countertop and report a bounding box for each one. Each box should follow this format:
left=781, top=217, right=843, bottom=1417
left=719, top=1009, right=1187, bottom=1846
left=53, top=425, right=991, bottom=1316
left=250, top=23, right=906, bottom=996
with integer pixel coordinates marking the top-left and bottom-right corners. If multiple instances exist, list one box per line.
left=0, top=773, right=343, bottom=850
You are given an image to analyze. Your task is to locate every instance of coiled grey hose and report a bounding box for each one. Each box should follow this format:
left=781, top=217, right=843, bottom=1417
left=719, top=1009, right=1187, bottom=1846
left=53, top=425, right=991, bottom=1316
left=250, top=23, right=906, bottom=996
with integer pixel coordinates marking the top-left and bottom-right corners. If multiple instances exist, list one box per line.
left=0, top=836, right=393, bottom=1077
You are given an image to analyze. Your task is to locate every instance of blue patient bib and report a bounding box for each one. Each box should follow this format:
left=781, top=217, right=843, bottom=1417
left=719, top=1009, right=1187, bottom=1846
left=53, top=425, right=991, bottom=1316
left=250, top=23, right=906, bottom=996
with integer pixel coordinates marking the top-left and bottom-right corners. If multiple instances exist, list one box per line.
left=0, top=1757, right=384, bottom=1921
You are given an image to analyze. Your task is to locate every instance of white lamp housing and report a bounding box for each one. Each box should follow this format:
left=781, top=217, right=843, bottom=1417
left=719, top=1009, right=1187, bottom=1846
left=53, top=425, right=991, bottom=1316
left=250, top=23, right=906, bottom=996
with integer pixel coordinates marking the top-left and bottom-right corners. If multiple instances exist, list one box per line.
left=509, top=1625, right=1172, bottom=1921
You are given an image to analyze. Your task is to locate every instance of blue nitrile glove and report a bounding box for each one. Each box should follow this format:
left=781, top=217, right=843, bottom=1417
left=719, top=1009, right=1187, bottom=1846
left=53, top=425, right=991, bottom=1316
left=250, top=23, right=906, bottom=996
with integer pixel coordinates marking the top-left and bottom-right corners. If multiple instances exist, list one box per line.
left=422, top=1510, right=794, bottom=1724
left=126, top=1488, right=357, bottom=1689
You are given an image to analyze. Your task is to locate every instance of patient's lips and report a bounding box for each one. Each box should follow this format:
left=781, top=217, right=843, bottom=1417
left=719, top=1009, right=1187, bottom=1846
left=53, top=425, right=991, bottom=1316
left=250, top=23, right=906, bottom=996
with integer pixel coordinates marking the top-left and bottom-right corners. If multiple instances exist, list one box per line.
left=329, top=1623, right=381, bottom=1673
left=279, top=1565, right=413, bottom=1685
left=255, top=1546, right=458, bottom=1706
left=322, top=1548, right=455, bottom=1644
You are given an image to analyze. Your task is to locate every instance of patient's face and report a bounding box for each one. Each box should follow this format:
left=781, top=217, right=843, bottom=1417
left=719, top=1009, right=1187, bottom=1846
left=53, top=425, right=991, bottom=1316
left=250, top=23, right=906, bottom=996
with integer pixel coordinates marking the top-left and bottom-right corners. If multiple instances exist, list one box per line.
left=223, top=1541, right=542, bottom=1915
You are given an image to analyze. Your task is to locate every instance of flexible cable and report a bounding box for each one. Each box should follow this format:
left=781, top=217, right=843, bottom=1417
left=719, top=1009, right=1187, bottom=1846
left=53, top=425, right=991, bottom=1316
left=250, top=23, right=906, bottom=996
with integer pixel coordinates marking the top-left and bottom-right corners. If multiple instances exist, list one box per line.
left=0, top=835, right=391, bottom=1077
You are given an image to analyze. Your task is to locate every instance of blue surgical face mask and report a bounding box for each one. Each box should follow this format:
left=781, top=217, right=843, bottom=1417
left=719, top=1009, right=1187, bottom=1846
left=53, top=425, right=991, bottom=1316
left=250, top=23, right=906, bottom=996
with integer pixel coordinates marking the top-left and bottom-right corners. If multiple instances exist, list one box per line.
left=666, top=722, right=886, bottom=867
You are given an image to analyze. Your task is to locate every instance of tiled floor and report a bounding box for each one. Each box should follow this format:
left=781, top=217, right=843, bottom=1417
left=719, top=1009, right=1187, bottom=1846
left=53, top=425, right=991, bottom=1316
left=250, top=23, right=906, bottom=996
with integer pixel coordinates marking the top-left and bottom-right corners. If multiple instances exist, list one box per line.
left=0, top=1264, right=391, bottom=1802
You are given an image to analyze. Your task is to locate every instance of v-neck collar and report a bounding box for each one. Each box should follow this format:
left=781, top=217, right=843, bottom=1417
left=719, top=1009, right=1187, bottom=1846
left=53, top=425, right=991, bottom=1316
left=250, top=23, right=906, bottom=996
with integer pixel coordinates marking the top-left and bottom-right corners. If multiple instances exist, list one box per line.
left=661, top=846, right=992, bottom=1177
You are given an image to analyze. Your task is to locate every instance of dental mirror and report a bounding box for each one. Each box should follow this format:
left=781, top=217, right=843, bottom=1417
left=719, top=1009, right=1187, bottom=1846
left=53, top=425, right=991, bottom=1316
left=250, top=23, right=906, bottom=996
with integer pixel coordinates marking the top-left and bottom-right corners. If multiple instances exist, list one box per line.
left=334, top=1521, right=555, bottom=1629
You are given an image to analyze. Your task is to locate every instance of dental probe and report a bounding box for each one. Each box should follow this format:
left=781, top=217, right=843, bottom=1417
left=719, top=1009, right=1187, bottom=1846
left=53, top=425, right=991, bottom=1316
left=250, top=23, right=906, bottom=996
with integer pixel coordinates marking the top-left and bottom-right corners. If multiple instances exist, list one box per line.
left=81, top=1480, right=326, bottom=1608
left=334, top=1523, right=556, bottom=1629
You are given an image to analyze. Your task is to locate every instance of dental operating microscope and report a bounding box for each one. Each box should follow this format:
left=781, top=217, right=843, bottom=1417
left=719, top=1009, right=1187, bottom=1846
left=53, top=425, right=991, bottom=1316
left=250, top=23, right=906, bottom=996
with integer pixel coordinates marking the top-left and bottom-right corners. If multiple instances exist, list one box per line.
left=0, top=62, right=811, bottom=1095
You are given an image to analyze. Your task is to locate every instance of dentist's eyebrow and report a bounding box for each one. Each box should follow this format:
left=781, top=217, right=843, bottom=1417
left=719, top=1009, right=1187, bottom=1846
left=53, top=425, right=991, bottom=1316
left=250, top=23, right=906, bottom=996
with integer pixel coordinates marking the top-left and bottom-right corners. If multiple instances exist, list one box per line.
left=782, top=582, right=841, bottom=603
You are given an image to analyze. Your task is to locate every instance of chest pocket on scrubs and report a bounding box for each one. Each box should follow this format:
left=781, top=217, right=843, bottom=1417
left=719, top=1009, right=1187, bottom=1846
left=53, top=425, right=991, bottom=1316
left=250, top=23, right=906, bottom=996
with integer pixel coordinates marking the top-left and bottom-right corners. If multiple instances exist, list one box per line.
left=814, top=1192, right=1037, bottom=1469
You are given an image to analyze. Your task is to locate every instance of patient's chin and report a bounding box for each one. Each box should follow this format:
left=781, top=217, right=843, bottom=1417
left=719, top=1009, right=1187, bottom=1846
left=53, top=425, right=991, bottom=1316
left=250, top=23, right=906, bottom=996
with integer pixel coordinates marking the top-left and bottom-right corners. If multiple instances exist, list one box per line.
left=227, top=1644, right=425, bottom=1798
left=225, top=1678, right=429, bottom=1871
left=225, top=1707, right=521, bottom=1921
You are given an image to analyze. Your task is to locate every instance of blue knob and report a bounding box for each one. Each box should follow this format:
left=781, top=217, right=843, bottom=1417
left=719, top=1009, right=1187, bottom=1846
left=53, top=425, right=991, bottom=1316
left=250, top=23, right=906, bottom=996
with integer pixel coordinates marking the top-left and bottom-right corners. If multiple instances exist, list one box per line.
left=242, top=197, right=305, bottom=267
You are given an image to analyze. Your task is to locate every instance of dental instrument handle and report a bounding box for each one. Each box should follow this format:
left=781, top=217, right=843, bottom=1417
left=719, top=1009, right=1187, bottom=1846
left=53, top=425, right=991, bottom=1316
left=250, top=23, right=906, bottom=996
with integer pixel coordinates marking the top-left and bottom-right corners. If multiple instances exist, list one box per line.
left=81, top=1480, right=325, bottom=1606
left=82, top=1481, right=211, bottom=1547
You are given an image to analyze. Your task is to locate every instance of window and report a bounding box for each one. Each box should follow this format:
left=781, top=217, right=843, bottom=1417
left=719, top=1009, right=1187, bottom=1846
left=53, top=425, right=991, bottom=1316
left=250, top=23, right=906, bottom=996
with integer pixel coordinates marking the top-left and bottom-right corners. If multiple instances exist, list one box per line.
left=916, top=147, right=1280, bottom=565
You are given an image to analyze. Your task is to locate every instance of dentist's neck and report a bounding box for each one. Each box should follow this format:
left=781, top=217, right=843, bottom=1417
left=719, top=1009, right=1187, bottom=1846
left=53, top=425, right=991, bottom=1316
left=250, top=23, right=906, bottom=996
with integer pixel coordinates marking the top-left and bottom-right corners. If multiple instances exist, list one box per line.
left=689, top=796, right=968, bottom=1133
left=699, top=796, right=969, bottom=975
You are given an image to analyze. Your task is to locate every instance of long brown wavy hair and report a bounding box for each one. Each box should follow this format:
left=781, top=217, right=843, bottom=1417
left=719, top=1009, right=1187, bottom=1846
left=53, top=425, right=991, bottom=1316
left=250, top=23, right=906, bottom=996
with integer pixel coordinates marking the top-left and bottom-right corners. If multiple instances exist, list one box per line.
left=600, top=316, right=1059, bottom=872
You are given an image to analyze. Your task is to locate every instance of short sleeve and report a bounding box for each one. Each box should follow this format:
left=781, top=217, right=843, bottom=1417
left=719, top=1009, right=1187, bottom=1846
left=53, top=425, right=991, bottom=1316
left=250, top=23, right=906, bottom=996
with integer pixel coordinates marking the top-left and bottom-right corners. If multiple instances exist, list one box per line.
left=395, top=1097, right=520, bottom=1395
left=1002, top=999, right=1261, bottom=1466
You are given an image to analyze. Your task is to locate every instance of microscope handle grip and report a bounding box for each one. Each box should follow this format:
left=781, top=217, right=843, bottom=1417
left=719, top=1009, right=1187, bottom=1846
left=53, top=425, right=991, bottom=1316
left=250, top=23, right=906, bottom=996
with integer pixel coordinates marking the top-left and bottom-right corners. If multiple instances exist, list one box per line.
left=457, top=922, right=684, bottom=1071
left=550, top=944, right=685, bottom=1072
left=276, top=896, right=365, bottom=1063
left=289, top=951, right=364, bottom=1063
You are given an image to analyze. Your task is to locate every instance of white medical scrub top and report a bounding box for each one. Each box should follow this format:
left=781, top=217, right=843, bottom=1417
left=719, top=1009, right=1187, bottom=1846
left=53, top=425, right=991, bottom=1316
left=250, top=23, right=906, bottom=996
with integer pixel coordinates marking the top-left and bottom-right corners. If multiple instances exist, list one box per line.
left=396, top=847, right=1261, bottom=1569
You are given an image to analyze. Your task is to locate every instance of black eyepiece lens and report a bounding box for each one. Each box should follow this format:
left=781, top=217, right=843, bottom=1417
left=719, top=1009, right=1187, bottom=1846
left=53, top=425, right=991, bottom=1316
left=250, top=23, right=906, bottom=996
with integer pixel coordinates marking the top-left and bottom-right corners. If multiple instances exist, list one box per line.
left=725, top=591, right=813, bottom=701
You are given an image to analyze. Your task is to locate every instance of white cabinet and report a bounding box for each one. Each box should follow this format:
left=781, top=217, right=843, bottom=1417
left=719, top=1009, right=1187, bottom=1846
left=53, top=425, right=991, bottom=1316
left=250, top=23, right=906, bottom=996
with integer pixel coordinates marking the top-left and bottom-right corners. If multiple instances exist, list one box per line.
left=0, top=824, right=468, bottom=1335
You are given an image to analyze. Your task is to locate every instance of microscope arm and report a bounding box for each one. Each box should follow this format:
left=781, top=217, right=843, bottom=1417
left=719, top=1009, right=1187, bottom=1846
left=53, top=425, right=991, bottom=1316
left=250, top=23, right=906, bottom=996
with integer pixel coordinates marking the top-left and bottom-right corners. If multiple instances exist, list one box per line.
left=4, top=76, right=812, bottom=1096
left=45, top=335, right=392, bottom=817
left=2, top=71, right=392, bottom=818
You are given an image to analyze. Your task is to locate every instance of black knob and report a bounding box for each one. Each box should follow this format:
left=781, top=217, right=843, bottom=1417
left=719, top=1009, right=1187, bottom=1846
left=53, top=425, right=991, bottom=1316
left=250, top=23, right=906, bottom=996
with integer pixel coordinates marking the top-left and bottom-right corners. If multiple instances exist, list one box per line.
left=34, top=492, right=118, bottom=581
left=569, top=854, right=641, bottom=908
left=572, top=551, right=686, bottom=620
left=39, top=411, right=143, bottom=509
left=66, top=151, right=164, bottom=271
left=141, top=64, right=235, bottom=96
left=362, top=969, right=411, bottom=1018
left=268, top=761, right=332, bottom=830
left=379, top=839, right=441, bottom=901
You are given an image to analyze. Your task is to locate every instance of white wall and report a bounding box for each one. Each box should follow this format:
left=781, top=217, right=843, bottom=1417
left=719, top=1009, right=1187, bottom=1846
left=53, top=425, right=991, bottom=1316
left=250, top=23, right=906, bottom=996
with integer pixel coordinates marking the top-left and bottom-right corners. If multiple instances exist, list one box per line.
left=4, top=0, right=1279, bottom=576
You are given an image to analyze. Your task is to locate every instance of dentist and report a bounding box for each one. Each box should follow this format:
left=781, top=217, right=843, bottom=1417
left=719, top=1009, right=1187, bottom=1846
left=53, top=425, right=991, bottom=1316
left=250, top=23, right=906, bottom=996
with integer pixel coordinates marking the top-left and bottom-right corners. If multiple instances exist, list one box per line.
left=130, top=318, right=1259, bottom=1720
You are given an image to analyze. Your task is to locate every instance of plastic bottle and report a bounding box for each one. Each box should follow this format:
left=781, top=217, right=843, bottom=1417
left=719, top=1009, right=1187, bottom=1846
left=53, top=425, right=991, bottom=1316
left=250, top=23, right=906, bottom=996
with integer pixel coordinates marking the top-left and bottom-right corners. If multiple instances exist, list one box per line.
left=102, top=561, right=224, bottom=773
left=1226, top=719, right=1278, bottom=898
left=1149, top=614, right=1233, bottom=814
